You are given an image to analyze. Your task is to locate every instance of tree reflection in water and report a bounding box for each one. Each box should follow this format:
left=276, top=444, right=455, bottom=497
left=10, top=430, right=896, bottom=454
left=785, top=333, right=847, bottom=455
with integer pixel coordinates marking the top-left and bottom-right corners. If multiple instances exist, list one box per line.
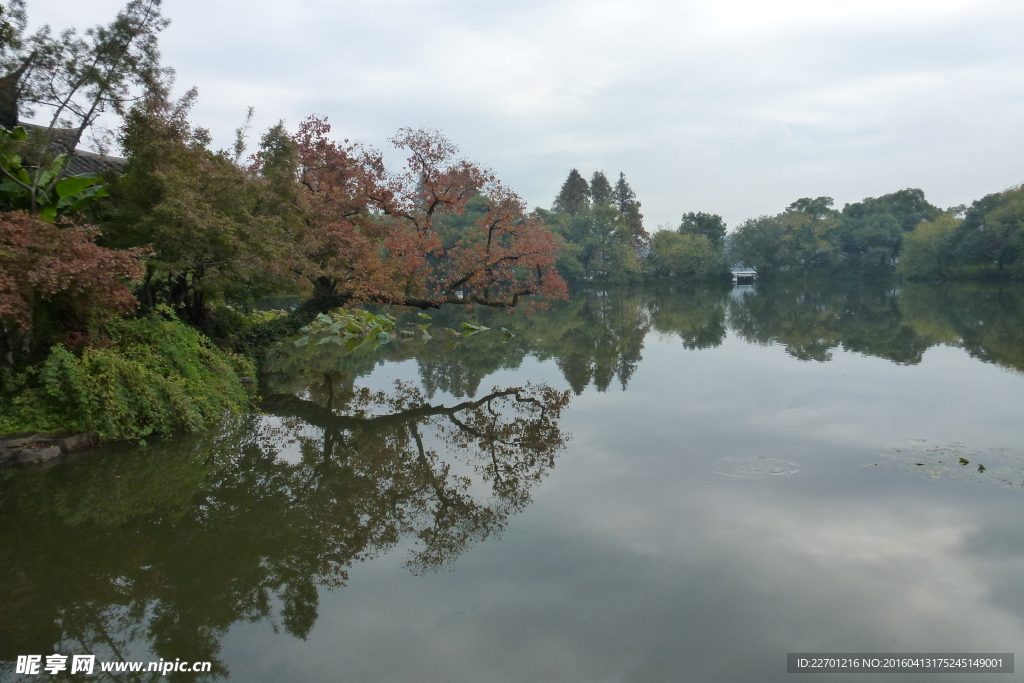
left=3, top=280, right=1024, bottom=680
left=0, top=382, right=570, bottom=681
left=728, top=280, right=1024, bottom=370
left=266, top=281, right=1022, bottom=402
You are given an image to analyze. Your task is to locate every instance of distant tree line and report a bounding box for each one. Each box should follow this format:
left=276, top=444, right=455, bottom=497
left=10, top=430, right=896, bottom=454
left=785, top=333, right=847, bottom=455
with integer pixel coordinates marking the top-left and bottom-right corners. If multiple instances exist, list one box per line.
left=727, top=187, right=1024, bottom=281
left=543, top=169, right=1024, bottom=284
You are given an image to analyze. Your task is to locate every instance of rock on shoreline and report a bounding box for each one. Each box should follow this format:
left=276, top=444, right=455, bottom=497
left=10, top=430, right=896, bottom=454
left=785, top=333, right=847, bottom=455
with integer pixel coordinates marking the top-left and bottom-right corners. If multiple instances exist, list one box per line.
left=0, top=431, right=99, bottom=467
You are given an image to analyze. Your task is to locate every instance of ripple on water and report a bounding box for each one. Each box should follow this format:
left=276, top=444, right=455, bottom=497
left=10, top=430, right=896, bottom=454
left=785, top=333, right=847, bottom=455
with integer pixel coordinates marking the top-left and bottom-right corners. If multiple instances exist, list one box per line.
left=712, top=456, right=800, bottom=479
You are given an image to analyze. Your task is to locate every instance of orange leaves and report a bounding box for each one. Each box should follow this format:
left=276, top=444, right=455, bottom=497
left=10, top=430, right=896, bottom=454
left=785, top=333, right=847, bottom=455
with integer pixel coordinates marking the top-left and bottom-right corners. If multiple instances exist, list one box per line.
left=389, top=128, right=493, bottom=224
left=443, top=185, right=567, bottom=308
left=0, top=212, right=147, bottom=353
left=286, top=117, right=566, bottom=310
left=293, top=116, right=392, bottom=219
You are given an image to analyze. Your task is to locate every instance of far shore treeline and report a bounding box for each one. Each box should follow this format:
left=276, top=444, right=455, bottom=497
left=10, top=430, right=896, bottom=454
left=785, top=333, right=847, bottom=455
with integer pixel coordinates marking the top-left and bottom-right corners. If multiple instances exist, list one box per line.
left=0, top=0, right=1021, bottom=443
left=544, top=170, right=1024, bottom=285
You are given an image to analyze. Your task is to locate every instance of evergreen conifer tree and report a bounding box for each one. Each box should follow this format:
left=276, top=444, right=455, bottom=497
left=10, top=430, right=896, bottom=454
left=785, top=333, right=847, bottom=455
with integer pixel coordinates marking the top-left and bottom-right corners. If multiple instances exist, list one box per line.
left=614, top=172, right=636, bottom=214
left=611, top=172, right=647, bottom=250
left=552, top=169, right=591, bottom=216
left=590, top=171, right=612, bottom=205
left=623, top=200, right=648, bottom=250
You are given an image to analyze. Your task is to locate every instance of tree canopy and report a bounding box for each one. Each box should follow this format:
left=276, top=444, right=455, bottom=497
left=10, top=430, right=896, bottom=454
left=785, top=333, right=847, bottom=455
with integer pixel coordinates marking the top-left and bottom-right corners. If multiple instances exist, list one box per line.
left=950, top=185, right=1024, bottom=275
left=0, top=0, right=568, bottom=373
left=552, top=168, right=590, bottom=216
left=721, top=187, right=1014, bottom=280
left=546, top=168, right=648, bottom=282
left=590, top=170, right=612, bottom=205
left=285, top=117, right=567, bottom=311
left=0, top=0, right=169, bottom=155
left=678, top=211, right=726, bottom=248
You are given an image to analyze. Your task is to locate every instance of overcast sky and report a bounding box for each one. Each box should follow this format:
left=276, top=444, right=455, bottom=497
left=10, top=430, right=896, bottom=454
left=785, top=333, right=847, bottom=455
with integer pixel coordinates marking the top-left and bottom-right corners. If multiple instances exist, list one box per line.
left=30, top=0, right=1024, bottom=230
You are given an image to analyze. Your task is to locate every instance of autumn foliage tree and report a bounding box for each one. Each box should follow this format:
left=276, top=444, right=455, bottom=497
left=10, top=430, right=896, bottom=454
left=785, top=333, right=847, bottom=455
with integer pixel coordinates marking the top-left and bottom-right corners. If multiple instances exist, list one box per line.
left=0, top=212, right=145, bottom=365
left=277, top=116, right=567, bottom=311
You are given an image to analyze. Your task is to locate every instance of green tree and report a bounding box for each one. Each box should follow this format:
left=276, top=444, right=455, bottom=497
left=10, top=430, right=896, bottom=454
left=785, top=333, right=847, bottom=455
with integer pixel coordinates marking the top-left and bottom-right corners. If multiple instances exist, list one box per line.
left=898, top=214, right=960, bottom=280
left=837, top=210, right=902, bottom=268
left=0, top=0, right=169, bottom=221
left=868, top=187, right=937, bottom=232
left=678, top=211, right=726, bottom=248
left=613, top=172, right=635, bottom=213
left=612, top=172, right=647, bottom=250
left=839, top=189, right=940, bottom=268
left=605, top=220, right=643, bottom=283
left=727, top=215, right=782, bottom=271
left=590, top=170, right=612, bottom=205
left=788, top=196, right=837, bottom=220
left=622, top=194, right=648, bottom=253
left=548, top=169, right=646, bottom=282
left=0, top=0, right=29, bottom=130
left=552, top=168, right=590, bottom=216
left=102, top=88, right=289, bottom=325
left=728, top=205, right=841, bottom=273
left=778, top=209, right=841, bottom=269
left=952, top=185, right=1024, bottom=276
left=649, top=230, right=717, bottom=279
left=535, top=207, right=587, bottom=282
left=595, top=205, right=641, bottom=281
left=0, top=0, right=169, bottom=158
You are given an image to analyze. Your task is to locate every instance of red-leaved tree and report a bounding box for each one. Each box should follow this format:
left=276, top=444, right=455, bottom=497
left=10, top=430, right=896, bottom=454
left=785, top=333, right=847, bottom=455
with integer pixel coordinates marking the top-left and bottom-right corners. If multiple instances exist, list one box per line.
left=269, top=117, right=566, bottom=310
left=0, top=212, right=147, bottom=365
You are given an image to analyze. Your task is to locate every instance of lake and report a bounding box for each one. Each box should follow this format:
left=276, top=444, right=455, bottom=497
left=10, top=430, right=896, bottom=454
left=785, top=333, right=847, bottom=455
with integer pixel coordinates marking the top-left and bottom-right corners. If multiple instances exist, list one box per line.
left=2, top=280, right=1024, bottom=682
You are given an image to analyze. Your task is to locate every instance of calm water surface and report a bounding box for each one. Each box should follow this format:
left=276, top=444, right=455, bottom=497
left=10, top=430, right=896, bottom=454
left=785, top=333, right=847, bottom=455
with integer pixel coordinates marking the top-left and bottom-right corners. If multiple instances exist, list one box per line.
left=3, top=281, right=1024, bottom=682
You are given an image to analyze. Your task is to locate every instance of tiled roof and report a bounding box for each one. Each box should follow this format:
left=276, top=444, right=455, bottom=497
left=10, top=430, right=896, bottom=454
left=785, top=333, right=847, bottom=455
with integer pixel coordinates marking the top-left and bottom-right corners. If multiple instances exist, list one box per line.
left=65, top=149, right=126, bottom=175
left=19, top=123, right=126, bottom=176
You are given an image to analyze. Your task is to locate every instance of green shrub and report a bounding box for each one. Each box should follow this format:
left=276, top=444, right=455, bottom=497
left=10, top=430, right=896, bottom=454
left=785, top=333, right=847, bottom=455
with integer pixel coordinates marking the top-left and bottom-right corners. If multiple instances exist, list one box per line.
left=0, top=313, right=255, bottom=440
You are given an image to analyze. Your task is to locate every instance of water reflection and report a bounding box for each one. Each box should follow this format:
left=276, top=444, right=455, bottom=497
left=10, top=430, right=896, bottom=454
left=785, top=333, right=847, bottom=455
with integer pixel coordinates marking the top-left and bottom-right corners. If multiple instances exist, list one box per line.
left=729, top=282, right=1024, bottom=371
left=728, top=281, right=927, bottom=363
left=294, top=282, right=1023, bottom=394
left=648, top=285, right=729, bottom=350
left=0, top=382, right=571, bottom=681
left=3, top=280, right=1024, bottom=681
left=263, top=291, right=658, bottom=398
left=900, top=285, right=1024, bottom=372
